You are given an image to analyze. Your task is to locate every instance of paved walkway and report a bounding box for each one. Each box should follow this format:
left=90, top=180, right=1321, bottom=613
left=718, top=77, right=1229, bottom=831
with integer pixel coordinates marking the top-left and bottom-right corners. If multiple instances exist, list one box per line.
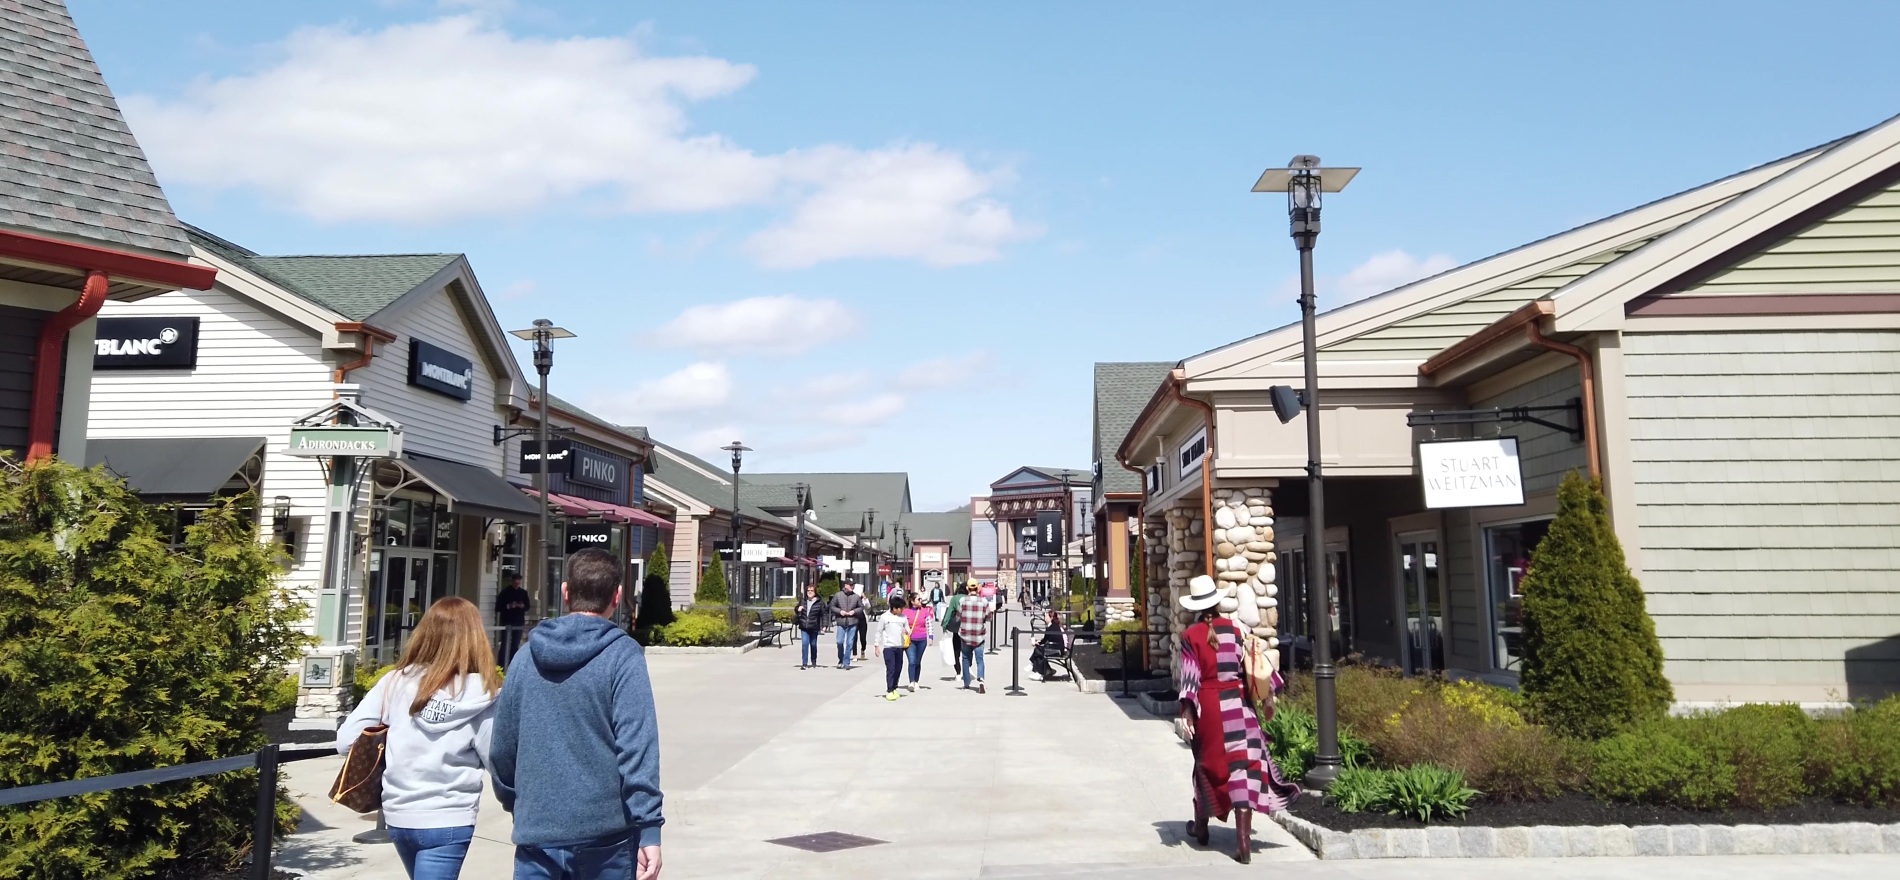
left=276, top=629, right=1900, bottom=879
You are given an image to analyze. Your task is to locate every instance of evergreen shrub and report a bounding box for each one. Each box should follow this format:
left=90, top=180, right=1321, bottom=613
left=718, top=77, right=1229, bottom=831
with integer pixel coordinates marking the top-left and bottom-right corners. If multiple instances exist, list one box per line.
left=1589, top=718, right=1736, bottom=809
left=1099, top=619, right=1142, bottom=655
left=815, top=575, right=841, bottom=602
left=1519, top=472, right=1672, bottom=739
left=0, top=460, right=306, bottom=880
left=694, top=555, right=728, bottom=604
left=1809, top=696, right=1900, bottom=807
left=653, top=611, right=744, bottom=647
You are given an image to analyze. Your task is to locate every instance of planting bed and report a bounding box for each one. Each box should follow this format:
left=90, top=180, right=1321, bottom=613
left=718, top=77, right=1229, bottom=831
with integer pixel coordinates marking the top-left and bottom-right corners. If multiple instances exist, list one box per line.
left=1070, top=641, right=1168, bottom=684
left=1286, top=791, right=1900, bottom=832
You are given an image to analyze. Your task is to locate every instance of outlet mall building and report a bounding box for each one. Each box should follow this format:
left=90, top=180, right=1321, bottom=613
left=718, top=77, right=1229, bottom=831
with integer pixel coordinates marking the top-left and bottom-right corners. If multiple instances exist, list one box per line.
left=1119, top=114, right=1900, bottom=706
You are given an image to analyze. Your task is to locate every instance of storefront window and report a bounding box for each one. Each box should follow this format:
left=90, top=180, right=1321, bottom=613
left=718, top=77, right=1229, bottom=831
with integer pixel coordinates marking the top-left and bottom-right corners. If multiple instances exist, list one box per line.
left=1485, top=518, right=1552, bottom=674
left=384, top=498, right=411, bottom=546
left=1279, top=548, right=1353, bottom=665
left=409, top=500, right=433, bottom=549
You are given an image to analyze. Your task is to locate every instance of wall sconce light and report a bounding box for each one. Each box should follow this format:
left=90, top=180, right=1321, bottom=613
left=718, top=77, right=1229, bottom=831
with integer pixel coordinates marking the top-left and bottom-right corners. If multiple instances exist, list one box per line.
left=271, top=495, right=297, bottom=558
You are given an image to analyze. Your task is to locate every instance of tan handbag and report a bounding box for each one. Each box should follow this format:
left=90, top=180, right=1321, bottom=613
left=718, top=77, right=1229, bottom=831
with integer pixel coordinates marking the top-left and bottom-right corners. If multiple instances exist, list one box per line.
left=1240, top=630, right=1279, bottom=724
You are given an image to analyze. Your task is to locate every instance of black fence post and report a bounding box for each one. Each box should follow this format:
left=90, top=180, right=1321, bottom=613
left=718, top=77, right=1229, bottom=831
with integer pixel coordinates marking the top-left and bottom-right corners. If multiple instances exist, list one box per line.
left=1006, top=628, right=1026, bottom=696
left=1115, top=629, right=1136, bottom=700
left=250, top=744, right=279, bottom=880
left=987, top=606, right=1002, bottom=655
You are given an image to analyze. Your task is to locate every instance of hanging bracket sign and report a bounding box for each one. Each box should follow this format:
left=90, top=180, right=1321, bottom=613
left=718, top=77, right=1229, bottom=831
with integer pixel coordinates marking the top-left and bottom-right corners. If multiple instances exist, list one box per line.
left=1418, top=437, right=1525, bottom=509
left=285, top=426, right=403, bottom=458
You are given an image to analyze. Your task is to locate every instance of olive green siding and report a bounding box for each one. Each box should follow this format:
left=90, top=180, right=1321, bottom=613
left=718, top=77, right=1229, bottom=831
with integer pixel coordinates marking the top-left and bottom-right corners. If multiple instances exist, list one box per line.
left=1624, top=330, right=1900, bottom=702
left=1442, top=509, right=1485, bottom=669
left=1475, top=366, right=1589, bottom=496
left=1686, top=183, right=1900, bottom=295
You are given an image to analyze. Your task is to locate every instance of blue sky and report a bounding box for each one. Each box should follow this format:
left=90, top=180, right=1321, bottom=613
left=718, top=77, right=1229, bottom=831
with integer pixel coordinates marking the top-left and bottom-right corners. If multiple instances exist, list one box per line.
left=72, top=0, right=1900, bottom=510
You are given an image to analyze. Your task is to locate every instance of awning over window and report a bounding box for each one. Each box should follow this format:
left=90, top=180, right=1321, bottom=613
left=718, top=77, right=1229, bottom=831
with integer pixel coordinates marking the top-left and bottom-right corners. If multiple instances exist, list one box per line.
left=86, top=437, right=264, bottom=498
left=518, top=487, right=674, bottom=531
left=398, top=454, right=541, bottom=521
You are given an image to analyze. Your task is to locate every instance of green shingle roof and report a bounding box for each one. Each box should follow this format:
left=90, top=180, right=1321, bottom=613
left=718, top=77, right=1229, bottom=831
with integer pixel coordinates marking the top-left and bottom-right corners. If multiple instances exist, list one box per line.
left=745, top=472, right=911, bottom=526
left=0, top=0, right=191, bottom=258
left=1093, top=362, right=1172, bottom=495
left=896, top=511, right=971, bottom=561
left=186, top=225, right=458, bottom=321
left=647, top=442, right=778, bottom=524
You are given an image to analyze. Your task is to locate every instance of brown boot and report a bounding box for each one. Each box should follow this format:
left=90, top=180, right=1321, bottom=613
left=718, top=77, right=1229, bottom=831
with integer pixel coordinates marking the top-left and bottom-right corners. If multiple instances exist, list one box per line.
left=1190, top=798, right=1209, bottom=846
left=1234, top=808, right=1252, bottom=864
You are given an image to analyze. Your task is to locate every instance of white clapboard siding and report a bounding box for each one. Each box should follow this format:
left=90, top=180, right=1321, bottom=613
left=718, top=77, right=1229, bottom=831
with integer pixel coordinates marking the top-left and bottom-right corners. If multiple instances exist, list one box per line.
left=88, top=287, right=339, bottom=632
left=1625, top=329, right=1900, bottom=702
left=354, top=285, right=507, bottom=472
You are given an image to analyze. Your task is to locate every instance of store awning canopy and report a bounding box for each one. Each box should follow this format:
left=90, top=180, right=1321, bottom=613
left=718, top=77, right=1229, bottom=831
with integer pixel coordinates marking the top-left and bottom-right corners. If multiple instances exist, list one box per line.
left=398, top=454, right=541, bottom=521
left=86, top=437, right=264, bottom=497
left=519, top=488, right=676, bottom=531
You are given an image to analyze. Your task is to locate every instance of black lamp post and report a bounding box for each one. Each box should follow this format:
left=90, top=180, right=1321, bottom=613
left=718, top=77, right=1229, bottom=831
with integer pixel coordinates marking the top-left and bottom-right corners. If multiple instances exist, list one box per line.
left=794, top=482, right=809, bottom=596
left=509, top=319, right=575, bottom=619
left=1256, top=155, right=1358, bottom=790
left=720, top=441, right=751, bottom=628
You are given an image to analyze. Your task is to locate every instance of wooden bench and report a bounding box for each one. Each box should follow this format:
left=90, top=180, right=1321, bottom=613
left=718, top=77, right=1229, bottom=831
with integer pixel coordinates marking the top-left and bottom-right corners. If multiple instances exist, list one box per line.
left=754, top=610, right=790, bottom=648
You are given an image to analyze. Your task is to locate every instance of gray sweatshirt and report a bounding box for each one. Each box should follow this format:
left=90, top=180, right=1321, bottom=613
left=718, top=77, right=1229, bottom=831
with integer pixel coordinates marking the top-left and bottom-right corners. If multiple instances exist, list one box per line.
left=338, top=669, right=496, bottom=829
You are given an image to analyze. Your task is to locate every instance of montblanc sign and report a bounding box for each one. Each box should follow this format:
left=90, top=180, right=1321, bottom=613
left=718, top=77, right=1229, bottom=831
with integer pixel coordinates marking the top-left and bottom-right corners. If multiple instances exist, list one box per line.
left=92, top=317, right=199, bottom=370
left=408, top=338, right=475, bottom=401
left=1419, top=437, right=1526, bottom=509
left=284, top=426, right=403, bottom=458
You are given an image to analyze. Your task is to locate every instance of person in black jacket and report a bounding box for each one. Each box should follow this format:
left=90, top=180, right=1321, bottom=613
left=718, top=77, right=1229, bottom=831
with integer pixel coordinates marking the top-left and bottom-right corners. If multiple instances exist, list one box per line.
left=794, top=585, right=827, bottom=669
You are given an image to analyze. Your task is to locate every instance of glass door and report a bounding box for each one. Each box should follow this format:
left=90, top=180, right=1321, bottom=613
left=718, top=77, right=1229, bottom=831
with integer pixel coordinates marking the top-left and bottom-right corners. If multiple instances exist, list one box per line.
left=1398, top=532, right=1443, bottom=675
left=367, top=551, right=439, bottom=665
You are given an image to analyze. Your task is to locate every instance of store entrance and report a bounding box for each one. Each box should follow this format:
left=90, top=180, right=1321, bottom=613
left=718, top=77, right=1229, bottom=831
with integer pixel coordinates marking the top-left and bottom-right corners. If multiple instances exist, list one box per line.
left=1398, top=532, right=1444, bottom=675
left=366, top=548, right=457, bottom=666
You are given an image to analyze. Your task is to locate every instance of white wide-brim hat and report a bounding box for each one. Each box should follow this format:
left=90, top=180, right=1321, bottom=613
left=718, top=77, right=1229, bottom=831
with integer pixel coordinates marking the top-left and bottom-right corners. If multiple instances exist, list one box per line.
left=1179, top=575, right=1222, bottom=612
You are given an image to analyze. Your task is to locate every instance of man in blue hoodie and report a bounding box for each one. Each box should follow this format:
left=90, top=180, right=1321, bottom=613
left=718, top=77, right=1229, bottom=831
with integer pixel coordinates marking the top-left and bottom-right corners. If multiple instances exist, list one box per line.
left=492, top=547, right=664, bottom=879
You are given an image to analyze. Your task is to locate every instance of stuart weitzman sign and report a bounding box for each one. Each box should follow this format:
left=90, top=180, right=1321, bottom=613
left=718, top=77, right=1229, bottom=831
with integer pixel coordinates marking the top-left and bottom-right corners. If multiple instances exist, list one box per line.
left=1419, top=438, right=1525, bottom=509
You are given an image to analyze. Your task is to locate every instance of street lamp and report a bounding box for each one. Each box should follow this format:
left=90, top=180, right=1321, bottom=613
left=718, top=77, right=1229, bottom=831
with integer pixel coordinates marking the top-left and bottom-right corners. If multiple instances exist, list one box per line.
left=1255, top=154, right=1357, bottom=790
left=271, top=494, right=295, bottom=558
left=721, top=440, right=751, bottom=628
left=793, top=482, right=809, bottom=596
left=508, top=319, right=576, bottom=619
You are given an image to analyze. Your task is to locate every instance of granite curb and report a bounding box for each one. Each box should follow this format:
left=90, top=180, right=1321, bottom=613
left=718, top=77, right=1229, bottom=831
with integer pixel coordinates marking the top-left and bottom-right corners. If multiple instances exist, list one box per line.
left=642, top=639, right=763, bottom=655
left=1270, top=810, right=1900, bottom=860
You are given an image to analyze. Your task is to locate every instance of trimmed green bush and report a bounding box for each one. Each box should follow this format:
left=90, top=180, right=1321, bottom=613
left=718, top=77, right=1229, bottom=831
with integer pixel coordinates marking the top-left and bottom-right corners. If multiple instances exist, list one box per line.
left=815, top=575, right=841, bottom=601
left=1695, top=703, right=1812, bottom=809
left=1589, top=718, right=1736, bottom=809
left=645, top=542, right=669, bottom=586
left=0, top=460, right=307, bottom=879
left=1519, top=472, right=1672, bottom=740
left=1100, top=619, right=1142, bottom=655
left=695, top=555, right=729, bottom=604
left=266, top=672, right=301, bottom=715
left=1810, top=696, right=1900, bottom=807
left=651, top=611, right=745, bottom=647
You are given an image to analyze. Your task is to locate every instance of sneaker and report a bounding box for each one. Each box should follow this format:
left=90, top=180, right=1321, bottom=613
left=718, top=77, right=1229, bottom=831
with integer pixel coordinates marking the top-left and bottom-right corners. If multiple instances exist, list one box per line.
left=885, top=692, right=899, bottom=702
left=906, top=684, right=916, bottom=693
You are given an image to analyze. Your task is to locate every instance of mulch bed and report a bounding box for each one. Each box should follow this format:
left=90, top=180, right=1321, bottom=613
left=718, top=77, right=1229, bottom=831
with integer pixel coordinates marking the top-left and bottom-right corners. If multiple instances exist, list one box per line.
left=259, top=709, right=336, bottom=746
left=1285, top=791, right=1900, bottom=832
left=1070, top=641, right=1170, bottom=684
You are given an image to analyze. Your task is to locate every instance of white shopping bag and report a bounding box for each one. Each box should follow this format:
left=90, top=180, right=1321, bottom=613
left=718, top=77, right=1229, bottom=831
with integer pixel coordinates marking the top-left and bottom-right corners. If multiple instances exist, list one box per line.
left=939, top=634, right=955, bottom=666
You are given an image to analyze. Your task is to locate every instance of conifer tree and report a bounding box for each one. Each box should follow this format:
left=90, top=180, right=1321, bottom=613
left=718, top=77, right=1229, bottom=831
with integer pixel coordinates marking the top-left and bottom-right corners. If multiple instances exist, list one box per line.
left=1519, top=471, right=1673, bottom=739
left=695, top=554, right=729, bottom=604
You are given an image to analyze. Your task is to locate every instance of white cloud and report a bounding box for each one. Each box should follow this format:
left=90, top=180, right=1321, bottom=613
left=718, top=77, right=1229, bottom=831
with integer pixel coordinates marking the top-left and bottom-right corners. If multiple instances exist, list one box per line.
left=818, top=393, right=907, bottom=426
left=895, top=351, right=994, bottom=390
left=124, top=16, right=1033, bottom=268
left=596, top=361, right=732, bottom=418
left=1276, top=249, right=1458, bottom=304
left=651, top=295, right=859, bottom=356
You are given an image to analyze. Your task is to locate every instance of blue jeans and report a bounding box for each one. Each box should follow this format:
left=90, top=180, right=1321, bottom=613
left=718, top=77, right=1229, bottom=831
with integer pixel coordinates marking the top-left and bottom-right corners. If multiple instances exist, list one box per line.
left=961, top=644, right=987, bottom=687
left=389, top=825, right=473, bottom=880
left=906, top=638, right=928, bottom=683
left=514, top=831, right=635, bottom=880
left=835, top=624, right=858, bottom=667
left=884, top=646, right=905, bottom=693
left=800, top=628, right=819, bottom=666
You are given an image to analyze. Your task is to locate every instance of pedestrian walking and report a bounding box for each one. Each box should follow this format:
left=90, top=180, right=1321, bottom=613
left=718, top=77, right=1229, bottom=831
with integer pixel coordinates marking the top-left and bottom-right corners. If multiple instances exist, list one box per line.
left=928, top=582, right=946, bottom=624
left=338, top=597, right=498, bottom=880
left=794, top=585, right=826, bottom=669
left=956, top=585, right=994, bottom=693
left=829, top=580, right=867, bottom=670
left=1176, top=576, right=1300, bottom=865
left=875, top=594, right=912, bottom=701
left=939, top=584, right=967, bottom=676
left=901, top=592, right=933, bottom=691
left=494, top=573, right=530, bottom=666
left=854, top=582, right=872, bottom=661
left=491, top=548, right=664, bottom=880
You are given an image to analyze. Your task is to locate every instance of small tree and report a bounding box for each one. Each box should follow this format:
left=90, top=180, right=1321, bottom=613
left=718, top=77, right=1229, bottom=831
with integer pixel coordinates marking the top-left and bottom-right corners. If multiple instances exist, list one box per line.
left=1519, top=471, right=1673, bottom=739
left=815, top=574, right=841, bottom=601
left=695, top=554, right=729, bottom=604
left=646, top=542, right=669, bottom=585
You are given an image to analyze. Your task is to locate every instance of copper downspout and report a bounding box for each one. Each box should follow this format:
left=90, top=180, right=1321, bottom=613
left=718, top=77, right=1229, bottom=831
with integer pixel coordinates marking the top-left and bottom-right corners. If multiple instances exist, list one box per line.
left=1526, top=322, right=1601, bottom=479
left=331, top=323, right=396, bottom=391
left=1167, top=375, right=1218, bottom=579
left=26, top=270, right=109, bottom=462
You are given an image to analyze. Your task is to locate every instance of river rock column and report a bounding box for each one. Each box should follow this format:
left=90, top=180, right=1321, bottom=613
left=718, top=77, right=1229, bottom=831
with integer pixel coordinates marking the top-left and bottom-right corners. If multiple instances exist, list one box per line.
left=1211, top=483, right=1280, bottom=670
left=1143, top=518, right=1170, bottom=669
left=1162, top=500, right=1204, bottom=675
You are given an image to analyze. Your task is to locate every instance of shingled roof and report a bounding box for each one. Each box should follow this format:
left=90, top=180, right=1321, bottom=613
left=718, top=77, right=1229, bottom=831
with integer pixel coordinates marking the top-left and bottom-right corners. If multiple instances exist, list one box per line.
left=746, top=472, right=912, bottom=526
left=1093, top=362, right=1173, bottom=495
left=646, top=442, right=777, bottom=524
left=897, top=511, right=971, bottom=561
left=187, top=225, right=461, bottom=320
left=0, top=0, right=191, bottom=258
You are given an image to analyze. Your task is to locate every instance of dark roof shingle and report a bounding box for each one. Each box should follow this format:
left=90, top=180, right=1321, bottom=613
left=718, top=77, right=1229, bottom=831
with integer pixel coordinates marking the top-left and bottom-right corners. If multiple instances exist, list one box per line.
left=187, top=225, right=459, bottom=320
left=1094, top=362, right=1173, bottom=494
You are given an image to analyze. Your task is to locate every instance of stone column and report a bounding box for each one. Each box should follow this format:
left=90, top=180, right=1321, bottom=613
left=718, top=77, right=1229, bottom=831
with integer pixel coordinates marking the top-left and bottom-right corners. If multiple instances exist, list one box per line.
left=1142, top=517, right=1170, bottom=668
left=1161, top=499, right=1205, bottom=675
left=295, top=645, right=358, bottom=722
left=1210, top=483, right=1280, bottom=668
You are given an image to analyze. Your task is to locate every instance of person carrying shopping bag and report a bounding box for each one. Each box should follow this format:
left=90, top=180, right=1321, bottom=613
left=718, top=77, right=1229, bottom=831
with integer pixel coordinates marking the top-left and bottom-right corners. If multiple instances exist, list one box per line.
left=337, top=597, right=499, bottom=880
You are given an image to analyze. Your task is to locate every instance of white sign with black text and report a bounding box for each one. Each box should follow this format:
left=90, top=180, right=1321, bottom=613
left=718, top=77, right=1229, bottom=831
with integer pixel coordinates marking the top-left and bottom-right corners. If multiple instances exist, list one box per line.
left=1419, top=437, right=1526, bottom=509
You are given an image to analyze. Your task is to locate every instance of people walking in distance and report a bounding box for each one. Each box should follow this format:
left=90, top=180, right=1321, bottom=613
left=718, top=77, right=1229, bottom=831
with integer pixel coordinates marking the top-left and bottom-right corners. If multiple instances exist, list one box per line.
left=794, top=584, right=826, bottom=669
left=829, top=580, right=867, bottom=670
left=876, top=594, right=913, bottom=701
left=338, top=597, right=498, bottom=880
left=854, top=582, right=872, bottom=661
left=901, top=590, right=934, bottom=691
left=957, top=583, right=995, bottom=693
left=940, top=584, right=967, bottom=677
left=928, top=581, right=947, bottom=626
left=494, top=573, right=531, bottom=667
left=1176, top=576, right=1300, bottom=865
left=492, top=548, right=664, bottom=880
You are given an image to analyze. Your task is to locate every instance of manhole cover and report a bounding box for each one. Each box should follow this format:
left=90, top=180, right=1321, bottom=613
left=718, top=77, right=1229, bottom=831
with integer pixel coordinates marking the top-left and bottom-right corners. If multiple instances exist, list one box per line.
left=766, top=831, right=887, bottom=853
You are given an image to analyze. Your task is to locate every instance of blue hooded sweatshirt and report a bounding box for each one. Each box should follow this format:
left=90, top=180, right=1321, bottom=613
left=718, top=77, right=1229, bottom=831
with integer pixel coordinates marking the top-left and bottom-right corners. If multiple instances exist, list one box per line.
left=490, top=614, right=663, bottom=848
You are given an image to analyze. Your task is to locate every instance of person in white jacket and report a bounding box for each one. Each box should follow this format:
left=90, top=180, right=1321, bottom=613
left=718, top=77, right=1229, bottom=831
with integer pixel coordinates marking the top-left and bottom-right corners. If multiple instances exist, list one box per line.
left=339, top=596, right=500, bottom=880
left=875, top=594, right=914, bottom=702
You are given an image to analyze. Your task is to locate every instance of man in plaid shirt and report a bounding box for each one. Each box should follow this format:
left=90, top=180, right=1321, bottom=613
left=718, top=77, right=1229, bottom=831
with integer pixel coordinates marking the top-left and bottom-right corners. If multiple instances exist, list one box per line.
left=956, top=584, right=995, bottom=692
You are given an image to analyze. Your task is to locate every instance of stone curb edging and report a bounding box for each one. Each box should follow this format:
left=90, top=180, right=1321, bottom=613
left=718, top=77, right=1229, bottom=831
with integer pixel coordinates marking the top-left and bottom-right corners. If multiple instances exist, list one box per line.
left=1270, top=810, right=1900, bottom=859
left=642, top=639, right=763, bottom=655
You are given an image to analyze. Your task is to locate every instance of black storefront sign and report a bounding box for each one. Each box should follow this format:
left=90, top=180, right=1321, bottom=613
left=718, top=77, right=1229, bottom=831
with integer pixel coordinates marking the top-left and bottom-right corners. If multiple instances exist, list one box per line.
left=408, top=338, right=475, bottom=401
left=1035, top=510, right=1064, bottom=559
left=519, top=438, right=573, bottom=475
left=93, top=317, right=200, bottom=370
left=569, top=445, right=626, bottom=492
left=565, top=522, right=614, bottom=556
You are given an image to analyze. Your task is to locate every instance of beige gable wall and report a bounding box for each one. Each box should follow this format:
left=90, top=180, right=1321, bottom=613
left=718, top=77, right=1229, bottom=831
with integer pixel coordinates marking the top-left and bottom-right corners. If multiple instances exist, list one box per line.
left=1624, top=329, right=1900, bottom=703
left=1683, top=182, right=1900, bottom=296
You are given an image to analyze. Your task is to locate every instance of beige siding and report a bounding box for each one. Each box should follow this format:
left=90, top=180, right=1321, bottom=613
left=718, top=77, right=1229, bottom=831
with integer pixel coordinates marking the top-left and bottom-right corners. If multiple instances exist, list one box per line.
left=670, top=518, right=700, bottom=606
left=1472, top=365, right=1589, bottom=495
left=1625, top=329, right=1900, bottom=702
left=1687, top=183, right=1900, bottom=295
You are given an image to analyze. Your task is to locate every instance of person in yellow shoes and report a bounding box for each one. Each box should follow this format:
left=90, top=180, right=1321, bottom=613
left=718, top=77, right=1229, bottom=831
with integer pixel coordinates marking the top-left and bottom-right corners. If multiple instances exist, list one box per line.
left=875, top=594, right=913, bottom=701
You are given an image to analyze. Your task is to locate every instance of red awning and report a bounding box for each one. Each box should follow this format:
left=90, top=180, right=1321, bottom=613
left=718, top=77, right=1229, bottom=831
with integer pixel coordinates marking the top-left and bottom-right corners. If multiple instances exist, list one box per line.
left=521, top=486, right=589, bottom=517
left=609, top=503, right=674, bottom=531
left=517, top=487, right=674, bottom=530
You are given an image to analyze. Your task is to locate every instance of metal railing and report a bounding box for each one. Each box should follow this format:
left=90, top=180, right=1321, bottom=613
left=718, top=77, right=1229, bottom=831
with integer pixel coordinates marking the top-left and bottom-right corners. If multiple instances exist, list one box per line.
left=0, top=743, right=334, bottom=880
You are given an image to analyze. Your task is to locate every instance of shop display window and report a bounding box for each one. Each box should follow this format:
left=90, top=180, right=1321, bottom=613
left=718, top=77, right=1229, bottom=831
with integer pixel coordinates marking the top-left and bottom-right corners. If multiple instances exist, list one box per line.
left=1484, top=518, right=1552, bottom=674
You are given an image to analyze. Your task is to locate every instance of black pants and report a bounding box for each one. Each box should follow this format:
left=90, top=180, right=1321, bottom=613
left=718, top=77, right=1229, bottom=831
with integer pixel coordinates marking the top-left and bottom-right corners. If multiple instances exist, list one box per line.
left=856, top=618, right=869, bottom=655
left=496, top=625, right=526, bottom=667
left=951, top=633, right=965, bottom=674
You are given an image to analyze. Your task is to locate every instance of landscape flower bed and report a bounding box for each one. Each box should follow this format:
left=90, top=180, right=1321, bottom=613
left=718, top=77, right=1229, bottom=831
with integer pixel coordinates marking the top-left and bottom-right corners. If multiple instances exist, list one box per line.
left=1270, top=665, right=1900, bottom=829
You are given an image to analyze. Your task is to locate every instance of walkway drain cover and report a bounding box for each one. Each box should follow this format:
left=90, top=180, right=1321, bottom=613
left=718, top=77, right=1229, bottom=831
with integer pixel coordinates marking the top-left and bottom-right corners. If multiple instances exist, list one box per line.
left=766, top=831, right=886, bottom=853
